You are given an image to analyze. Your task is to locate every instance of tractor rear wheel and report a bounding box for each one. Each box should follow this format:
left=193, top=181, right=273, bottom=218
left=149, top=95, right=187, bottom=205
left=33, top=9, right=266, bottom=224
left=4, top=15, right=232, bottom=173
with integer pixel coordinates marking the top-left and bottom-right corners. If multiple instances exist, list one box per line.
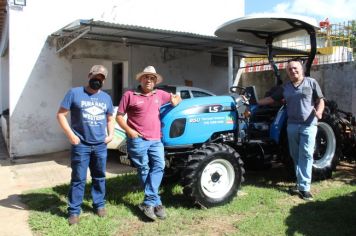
left=312, top=119, right=342, bottom=180
left=181, top=143, right=244, bottom=207
left=282, top=119, right=342, bottom=181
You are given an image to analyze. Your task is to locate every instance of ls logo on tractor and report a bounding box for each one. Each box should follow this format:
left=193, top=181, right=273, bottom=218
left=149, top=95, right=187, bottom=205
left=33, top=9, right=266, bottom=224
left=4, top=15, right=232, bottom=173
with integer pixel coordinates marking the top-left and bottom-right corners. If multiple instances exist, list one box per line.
left=209, top=105, right=222, bottom=112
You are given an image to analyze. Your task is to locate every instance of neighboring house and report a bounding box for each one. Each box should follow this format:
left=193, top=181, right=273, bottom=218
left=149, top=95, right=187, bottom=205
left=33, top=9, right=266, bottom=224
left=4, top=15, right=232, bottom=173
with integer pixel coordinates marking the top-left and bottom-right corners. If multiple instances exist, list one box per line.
left=0, top=0, right=246, bottom=158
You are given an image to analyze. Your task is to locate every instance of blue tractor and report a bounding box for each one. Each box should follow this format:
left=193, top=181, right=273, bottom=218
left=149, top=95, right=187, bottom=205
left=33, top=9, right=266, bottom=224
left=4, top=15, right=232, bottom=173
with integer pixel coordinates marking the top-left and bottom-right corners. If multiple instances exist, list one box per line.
left=157, top=15, right=355, bottom=207
left=160, top=95, right=247, bottom=207
left=113, top=15, right=356, bottom=208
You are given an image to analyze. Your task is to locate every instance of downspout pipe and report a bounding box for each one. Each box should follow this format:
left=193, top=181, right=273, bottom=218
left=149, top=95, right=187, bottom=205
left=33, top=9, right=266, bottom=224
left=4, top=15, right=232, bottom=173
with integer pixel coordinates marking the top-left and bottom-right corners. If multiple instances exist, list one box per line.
left=228, top=46, right=234, bottom=92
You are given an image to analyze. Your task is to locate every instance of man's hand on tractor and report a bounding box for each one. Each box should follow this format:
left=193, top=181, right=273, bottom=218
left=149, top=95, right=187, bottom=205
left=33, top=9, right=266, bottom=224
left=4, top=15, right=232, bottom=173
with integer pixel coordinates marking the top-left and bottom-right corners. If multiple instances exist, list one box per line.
left=170, top=93, right=182, bottom=106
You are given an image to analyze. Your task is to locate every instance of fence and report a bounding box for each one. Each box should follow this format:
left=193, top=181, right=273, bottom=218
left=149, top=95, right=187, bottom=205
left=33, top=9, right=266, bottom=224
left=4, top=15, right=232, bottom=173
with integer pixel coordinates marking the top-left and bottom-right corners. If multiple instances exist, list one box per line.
left=242, top=20, right=356, bottom=73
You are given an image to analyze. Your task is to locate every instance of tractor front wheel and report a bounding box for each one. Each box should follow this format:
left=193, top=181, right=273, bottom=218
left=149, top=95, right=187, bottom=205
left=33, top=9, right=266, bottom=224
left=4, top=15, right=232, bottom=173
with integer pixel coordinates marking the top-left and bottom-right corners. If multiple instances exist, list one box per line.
left=181, top=143, right=244, bottom=207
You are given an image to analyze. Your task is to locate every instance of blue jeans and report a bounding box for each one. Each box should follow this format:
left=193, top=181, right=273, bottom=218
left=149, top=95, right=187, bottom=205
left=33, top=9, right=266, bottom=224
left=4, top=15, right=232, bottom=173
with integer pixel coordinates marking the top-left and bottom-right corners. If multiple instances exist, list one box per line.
left=287, top=123, right=317, bottom=191
left=127, top=137, right=165, bottom=207
left=68, top=142, right=107, bottom=216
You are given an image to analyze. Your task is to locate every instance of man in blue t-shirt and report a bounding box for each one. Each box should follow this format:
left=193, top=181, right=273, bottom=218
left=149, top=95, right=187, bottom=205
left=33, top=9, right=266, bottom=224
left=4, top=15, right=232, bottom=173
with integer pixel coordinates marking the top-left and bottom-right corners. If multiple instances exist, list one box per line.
left=258, top=60, right=325, bottom=201
left=57, top=65, right=114, bottom=225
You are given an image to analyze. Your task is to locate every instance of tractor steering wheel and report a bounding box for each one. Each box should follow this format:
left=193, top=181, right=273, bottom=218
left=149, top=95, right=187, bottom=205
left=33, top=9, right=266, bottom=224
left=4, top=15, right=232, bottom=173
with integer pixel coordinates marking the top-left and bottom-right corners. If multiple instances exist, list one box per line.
left=230, top=86, right=246, bottom=95
left=230, top=86, right=251, bottom=104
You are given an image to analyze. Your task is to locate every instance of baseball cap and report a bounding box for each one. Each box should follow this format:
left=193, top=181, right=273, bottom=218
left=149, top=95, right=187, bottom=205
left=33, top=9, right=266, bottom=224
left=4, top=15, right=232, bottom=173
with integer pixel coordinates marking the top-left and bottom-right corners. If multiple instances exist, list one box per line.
left=89, top=65, right=108, bottom=79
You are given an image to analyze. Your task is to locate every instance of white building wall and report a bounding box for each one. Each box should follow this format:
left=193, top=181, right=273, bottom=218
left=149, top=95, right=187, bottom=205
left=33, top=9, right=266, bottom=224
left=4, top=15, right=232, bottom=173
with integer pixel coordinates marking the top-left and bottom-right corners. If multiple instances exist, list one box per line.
left=7, top=0, right=244, bottom=157
left=9, top=38, right=231, bottom=156
left=312, top=62, right=356, bottom=115
left=0, top=52, right=9, bottom=113
left=0, top=8, right=9, bottom=114
left=69, top=42, right=229, bottom=95
left=0, top=52, right=9, bottom=147
left=8, top=1, right=107, bottom=156
left=129, top=46, right=229, bottom=93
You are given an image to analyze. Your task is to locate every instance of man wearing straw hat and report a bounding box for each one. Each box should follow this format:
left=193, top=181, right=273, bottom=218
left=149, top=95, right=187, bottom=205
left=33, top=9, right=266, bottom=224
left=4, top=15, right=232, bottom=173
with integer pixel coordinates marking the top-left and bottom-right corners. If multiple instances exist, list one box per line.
left=116, top=66, right=181, bottom=221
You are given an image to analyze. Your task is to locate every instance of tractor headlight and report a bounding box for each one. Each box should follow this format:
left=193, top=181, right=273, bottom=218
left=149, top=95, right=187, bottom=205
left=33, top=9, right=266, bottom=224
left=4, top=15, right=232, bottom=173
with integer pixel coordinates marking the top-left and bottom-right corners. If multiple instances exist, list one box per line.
left=169, top=118, right=186, bottom=138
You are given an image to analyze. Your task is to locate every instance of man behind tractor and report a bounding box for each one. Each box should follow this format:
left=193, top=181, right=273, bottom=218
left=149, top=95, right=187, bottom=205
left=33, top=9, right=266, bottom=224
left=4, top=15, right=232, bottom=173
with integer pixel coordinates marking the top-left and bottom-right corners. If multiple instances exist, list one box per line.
left=258, top=59, right=325, bottom=201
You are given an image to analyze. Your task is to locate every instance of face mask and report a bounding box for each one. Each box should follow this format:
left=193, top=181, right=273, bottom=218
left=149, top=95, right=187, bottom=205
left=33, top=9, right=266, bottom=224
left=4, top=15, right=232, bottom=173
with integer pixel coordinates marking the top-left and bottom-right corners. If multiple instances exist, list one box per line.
left=89, top=78, right=103, bottom=90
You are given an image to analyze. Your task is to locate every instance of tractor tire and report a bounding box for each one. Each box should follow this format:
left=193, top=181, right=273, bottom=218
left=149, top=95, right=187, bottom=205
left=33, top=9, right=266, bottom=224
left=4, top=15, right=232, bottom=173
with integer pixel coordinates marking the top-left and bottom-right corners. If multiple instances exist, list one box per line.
left=312, top=118, right=342, bottom=180
left=181, top=143, right=245, bottom=208
left=242, top=143, right=273, bottom=170
left=282, top=119, right=342, bottom=181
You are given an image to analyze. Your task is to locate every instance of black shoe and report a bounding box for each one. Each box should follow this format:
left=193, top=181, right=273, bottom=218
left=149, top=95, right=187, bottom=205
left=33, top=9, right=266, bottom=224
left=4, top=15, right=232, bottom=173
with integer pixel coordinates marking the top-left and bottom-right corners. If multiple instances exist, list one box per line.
left=96, top=208, right=106, bottom=217
left=154, top=205, right=167, bottom=220
left=138, top=203, right=157, bottom=221
left=288, top=185, right=300, bottom=196
left=68, top=215, right=79, bottom=225
left=298, top=191, right=314, bottom=201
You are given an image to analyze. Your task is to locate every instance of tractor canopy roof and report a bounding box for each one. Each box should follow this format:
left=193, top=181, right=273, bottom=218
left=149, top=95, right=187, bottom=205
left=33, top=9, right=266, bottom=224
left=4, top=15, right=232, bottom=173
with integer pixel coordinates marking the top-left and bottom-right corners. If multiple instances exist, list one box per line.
left=215, top=13, right=319, bottom=46
left=215, top=13, right=320, bottom=77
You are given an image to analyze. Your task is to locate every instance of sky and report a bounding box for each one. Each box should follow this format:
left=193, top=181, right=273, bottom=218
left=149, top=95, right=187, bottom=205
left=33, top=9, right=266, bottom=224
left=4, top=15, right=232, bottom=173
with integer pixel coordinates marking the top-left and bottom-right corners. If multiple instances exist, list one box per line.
left=95, top=0, right=356, bottom=36
left=245, top=0, right=356, bottom=24
left=99, top=0, right=244, bottom=35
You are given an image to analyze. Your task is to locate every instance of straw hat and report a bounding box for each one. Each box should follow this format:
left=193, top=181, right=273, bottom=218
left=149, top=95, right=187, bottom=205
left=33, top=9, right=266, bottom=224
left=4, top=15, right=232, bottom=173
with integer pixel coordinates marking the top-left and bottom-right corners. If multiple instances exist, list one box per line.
left=135, top=66, right=163, bottom=84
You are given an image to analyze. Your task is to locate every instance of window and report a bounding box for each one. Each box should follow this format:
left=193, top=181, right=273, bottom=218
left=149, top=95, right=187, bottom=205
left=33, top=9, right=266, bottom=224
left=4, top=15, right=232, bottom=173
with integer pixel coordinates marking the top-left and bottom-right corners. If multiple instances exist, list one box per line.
left=156, top=85, right=176, bottom=94
left=192, top=91, right=213, bottom=98
left=180, top=90, right=191, bottom=99
left=211, top=54, right=229, bottom=67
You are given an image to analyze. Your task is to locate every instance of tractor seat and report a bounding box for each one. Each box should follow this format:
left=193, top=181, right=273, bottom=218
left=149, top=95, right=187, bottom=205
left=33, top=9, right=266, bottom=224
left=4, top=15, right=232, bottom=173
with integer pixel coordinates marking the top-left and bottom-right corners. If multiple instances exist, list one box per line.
left=244, top=86, right=259, bottom=105
left=251, top=105, right=281, bottom=122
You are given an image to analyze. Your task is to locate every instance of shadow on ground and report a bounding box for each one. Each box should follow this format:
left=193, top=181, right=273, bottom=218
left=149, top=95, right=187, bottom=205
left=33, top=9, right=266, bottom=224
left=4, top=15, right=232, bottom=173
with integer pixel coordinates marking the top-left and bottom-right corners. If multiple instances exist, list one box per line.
left=20, top=160, right=355, bottom=224
left=20, top=172, right=193, bottom=222
left=285, top=191, right=356, bottom=236
left=21, top=192, right=68, bottom=218
left=0, top=194, right=28, bottom=210
left=244, top=161, right=356, bottom=191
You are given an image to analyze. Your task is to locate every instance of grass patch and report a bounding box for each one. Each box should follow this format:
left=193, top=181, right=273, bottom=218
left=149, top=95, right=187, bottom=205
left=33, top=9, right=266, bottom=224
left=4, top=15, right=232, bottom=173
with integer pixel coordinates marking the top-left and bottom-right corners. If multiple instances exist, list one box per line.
left=21, top=162, right=356, bottom=236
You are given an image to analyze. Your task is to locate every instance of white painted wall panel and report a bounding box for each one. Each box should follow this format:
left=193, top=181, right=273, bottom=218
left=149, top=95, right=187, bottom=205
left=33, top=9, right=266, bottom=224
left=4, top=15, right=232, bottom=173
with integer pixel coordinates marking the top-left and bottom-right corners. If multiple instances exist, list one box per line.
left=7, top=0, right=244, bottom=157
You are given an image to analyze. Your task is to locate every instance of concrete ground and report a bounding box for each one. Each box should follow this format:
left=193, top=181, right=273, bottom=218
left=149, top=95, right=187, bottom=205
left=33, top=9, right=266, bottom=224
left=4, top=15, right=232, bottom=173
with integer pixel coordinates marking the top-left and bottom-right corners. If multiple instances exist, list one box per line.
left=0, top=134, right=133, bottom=236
